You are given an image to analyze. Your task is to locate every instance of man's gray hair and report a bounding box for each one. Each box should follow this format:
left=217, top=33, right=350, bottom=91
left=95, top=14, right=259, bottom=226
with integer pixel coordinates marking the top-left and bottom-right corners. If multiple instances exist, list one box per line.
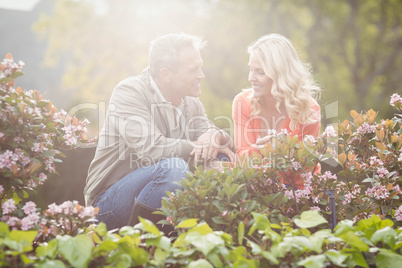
left=149, top=33, right=206, bottom=79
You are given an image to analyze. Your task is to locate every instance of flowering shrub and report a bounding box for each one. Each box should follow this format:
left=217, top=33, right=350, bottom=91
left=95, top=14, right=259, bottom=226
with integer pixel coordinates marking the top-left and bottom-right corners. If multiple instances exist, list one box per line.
left=0, top=54, right=97, bottom=244
left=0, top=54, right=92, bottom=199
left=161, top=94, right=402, bottom=240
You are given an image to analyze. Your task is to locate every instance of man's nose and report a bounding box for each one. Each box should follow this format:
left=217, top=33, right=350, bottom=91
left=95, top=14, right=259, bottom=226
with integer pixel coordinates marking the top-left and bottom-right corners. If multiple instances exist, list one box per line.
left=197, top=69, right=205, bottom=79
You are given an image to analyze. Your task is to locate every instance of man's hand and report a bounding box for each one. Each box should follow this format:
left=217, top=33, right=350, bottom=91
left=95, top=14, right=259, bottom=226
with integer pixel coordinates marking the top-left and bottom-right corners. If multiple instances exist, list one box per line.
left=190, top=131, right=234, bottom=165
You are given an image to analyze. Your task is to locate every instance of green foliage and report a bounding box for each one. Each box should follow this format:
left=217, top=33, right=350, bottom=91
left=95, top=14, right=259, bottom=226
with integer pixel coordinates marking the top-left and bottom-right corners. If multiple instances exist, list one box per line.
left=0, top=53, right=92, bottom=201
left=2, top=212, right=402, bottom=267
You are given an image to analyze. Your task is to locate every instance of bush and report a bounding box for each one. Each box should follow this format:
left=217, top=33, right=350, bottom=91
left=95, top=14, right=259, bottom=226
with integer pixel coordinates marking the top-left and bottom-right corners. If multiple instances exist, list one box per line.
left=1, top=54, right=401, bottom=267
left=0, top=54, right=97, bottom=244
left=161, top=93, right=402, bottom=244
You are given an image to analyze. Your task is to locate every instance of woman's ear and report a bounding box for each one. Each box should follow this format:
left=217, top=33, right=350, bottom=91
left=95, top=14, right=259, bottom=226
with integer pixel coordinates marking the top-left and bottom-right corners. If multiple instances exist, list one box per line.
left=159, top=68, right=172, bottom=83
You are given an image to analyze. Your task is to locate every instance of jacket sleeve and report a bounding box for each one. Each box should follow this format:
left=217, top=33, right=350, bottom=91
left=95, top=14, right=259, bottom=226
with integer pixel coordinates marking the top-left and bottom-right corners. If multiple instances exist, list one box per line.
left=109, top=81, right=194, bottom=162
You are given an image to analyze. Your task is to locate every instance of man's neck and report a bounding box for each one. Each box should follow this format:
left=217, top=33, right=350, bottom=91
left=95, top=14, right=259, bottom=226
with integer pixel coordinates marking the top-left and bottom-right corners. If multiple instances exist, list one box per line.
left=155, top=79, right=182, bottom=106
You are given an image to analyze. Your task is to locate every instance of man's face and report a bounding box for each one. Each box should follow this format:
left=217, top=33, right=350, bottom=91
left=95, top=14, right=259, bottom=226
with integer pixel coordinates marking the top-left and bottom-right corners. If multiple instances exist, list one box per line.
left=170, top=46, right=205, bottom=98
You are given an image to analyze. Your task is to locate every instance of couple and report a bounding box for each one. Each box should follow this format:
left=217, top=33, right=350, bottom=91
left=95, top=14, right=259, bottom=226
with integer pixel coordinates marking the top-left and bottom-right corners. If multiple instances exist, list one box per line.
left=84, top=33, right=321, bottom=231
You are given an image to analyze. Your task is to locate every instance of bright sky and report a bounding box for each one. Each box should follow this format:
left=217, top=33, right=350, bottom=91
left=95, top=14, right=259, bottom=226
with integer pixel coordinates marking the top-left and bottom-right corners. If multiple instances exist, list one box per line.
left=0, top=0, right=41, bottom=11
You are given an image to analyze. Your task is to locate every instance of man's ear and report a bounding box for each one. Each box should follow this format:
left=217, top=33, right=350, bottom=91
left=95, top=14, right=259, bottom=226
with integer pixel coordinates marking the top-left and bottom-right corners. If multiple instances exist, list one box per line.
left=159, top=68, right=172, bottom=83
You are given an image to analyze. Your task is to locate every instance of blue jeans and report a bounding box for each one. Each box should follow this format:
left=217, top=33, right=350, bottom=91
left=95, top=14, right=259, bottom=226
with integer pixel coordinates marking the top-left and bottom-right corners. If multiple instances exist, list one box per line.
left=94, top=157, right=189, bottom=230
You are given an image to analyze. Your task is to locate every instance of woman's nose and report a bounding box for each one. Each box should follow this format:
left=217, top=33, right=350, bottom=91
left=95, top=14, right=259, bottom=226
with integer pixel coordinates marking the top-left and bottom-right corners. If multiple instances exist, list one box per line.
left=248, top=72, right=255, bottom=82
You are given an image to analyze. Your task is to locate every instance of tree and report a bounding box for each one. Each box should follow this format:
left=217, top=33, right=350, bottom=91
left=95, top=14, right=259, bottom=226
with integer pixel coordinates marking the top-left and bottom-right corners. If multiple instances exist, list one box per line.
left=34, top=0, right=402, bottom=126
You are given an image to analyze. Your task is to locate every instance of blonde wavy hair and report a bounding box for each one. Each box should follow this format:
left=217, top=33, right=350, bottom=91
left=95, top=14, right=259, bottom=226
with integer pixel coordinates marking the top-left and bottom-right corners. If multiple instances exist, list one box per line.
left=248, top=33, right=321, bottom=130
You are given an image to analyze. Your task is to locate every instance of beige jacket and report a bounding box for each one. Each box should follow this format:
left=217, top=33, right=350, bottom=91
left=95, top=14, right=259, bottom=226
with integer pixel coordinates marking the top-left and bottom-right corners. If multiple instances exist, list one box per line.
left=84, top=69, right=225, bottom=206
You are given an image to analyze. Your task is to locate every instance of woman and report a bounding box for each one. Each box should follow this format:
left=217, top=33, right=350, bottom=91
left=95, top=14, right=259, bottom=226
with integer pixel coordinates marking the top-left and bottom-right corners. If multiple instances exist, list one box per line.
left=232, top=33, right=321, bottom=188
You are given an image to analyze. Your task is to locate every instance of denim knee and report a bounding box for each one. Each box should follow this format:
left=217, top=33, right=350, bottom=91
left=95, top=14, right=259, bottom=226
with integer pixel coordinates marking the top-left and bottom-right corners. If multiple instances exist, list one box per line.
left=156, top=158, right=189, bottom=179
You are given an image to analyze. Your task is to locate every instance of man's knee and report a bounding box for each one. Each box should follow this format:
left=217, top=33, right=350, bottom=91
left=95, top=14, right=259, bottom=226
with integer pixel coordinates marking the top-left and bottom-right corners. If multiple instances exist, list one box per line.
left=157, top=157, right=189, bottom=179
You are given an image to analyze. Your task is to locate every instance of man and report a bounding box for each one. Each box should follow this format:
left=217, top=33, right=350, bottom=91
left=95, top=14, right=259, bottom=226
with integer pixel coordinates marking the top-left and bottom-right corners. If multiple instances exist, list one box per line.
left=84, top=33, right=234, bottom=231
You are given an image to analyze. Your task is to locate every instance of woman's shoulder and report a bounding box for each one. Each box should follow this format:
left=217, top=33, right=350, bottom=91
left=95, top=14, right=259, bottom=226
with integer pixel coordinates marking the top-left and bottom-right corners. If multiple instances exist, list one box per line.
left=309, top=98, right=321, bottom=111
left=234, top=89, right=253, bottom=103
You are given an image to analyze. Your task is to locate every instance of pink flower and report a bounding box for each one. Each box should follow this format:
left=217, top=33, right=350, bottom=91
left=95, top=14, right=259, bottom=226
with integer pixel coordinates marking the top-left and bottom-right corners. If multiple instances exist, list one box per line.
left=366, top=185, right=389, bottom=200
left=303, top=135, right=316, bottom=144
left=369, top=156, right=384, bottom=167
left=394, top=205, right=402, bottom=221
left=59, top=200, right=79, bottom=215
left=284, top=190, right=294, bottom=200
left=280, top=129, right=290, bottom=135
left=78, top=206, right=97, bottom=219
left=47, top=203, right=62, bottom=215
left=357, top=123, right=376, bottom=135
left=2, top=199, right=17, bottom=214
left=322, top=125, right=337, bottom=138
left=38, top=172, right=47, bottom=182
left=0, top=184, right=4, bottom=196
left=392, top=185, right=402, bottom=195
left=222, top=210, right=228, bottom=216
left=290, top=161, right=302, bottom=171
left=0, top=132, right=4, bottom=139
left=377, top=167, right=389, bottom=178
left=166, top=216, right=173, bottom=224
left=7, top=216, right=20, bottom=227
left=31, top=142, right=43, bottom=153
left=266, top=129, right=278, bottom=138
left=317, top=171, right=337, bottom=183
left=390, top=93, right=402, bottom=107
left=22, top=201, right=37, bottom=215
left=21, top=213, right=40, bottom=230
left=310, top=206, right=320, bottom=211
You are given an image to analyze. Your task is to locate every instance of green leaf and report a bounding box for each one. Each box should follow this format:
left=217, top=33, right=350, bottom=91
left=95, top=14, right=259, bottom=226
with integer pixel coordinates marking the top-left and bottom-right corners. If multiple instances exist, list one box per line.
left=294, top=210, right=328, bottom=229
left=96, top=222, right=108, bottom=237
left=36, top=239, right=58, bottom=259
left=57, top=235, right=93, bottom=268
left=177, top=218, right=198, bottom=228
left=126, top=247, right=149, bottom=266
left=95, top=240, right=118, bottom=255
left=146, top=236, right=171, bottom=252
left=297, top=254, right=326, bottom=268
left=9, top=230, right=38, bottom=252
left=0, top=222, right=10, bottom=237
left=371, top=227, right=397, bottom=251
left=35, top=260, right=66, bottom=268
left=238, top=221, right=244, bottom=245
left=338, top=231, right=369, bottom=252
left=10, top=71, right=24, bottom=79
left=345, top=250, right=368, bottom=268
left=325, top=249, right=348, bottom=267
left=138, top=217, right=161, bottom=236
left=212, top=216, right=226, bottom=225
left=309, top=229, right=331, bottom=253
left=189, top=222, right=213, bottom=235
left=249, top=212, right=270, bottom=235
left=154, top=247, right=168, bottom=263
left=12, top=192, right=23, bottom=204
left=188, top=259, right=213, bottom=268
left=185, top=232, right=224, bottom=256
left=375, top=249, right=402, bottom=267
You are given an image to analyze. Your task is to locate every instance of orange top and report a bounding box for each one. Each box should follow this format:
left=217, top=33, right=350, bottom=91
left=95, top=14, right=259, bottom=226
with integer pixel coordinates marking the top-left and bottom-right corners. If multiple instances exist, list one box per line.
left=232, top=90, right=321, bottom=188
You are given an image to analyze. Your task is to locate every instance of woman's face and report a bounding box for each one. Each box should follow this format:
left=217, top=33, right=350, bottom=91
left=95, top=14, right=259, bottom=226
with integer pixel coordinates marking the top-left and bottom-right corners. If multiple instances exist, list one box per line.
left=248, top=52, right=273, bottom=98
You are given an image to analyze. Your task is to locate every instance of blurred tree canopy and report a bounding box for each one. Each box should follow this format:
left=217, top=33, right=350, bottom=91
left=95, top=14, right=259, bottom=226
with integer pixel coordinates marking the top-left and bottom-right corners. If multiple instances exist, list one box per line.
left=34, top=0, right=402, bottom=131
